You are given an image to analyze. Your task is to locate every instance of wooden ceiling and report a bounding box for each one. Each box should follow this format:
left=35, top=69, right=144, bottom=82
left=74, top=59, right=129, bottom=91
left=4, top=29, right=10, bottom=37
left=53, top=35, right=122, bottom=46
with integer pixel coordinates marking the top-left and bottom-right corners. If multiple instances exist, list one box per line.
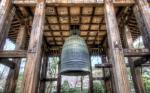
left=7, top=0, right=145, bottom=54
left=9, top=5, right=106, bottom=47
left=45, top=6, right=105, bottom=46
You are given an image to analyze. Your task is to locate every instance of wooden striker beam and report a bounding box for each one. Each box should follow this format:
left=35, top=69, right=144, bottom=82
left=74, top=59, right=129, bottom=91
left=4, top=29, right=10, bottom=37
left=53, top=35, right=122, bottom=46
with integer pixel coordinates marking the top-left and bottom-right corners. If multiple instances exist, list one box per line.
left=21, top=0, right=46, bottom=93
left=104, top=0, right=130, bottom=93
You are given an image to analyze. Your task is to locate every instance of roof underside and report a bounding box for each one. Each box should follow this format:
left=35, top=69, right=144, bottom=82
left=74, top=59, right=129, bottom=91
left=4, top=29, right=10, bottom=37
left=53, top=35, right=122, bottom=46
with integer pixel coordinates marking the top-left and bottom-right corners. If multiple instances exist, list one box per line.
left=8, top=0, right=147, bottom=55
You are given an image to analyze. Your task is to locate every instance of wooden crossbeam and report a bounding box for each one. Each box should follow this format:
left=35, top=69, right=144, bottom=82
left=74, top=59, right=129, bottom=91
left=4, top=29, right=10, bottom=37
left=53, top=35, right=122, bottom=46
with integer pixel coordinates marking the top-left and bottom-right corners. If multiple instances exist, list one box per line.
left=0, top=48, right=148, bottom=58
left=95, top=62, right=150, bottom=68
left=123, top=48, right=150, bottom=57
left=41, top=78, right=57, bottom=82
left=0, top=50, right=27, bottom=58
left=0, top=59, right=16, bottom=69
left=41, top=77, right=110, bottom=81
left=95, top=63, right=112, bottom=68
left=134, top=57, right=149, bottom=67
left=13, top=0, right=135, bottom=6
left=93, top=77, right=110, bottom=80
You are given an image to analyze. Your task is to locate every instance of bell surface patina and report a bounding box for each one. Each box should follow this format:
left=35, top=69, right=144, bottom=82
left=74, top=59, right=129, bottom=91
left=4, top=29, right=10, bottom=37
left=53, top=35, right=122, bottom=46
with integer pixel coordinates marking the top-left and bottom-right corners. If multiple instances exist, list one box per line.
left=61, top=35, right=90, bottom=76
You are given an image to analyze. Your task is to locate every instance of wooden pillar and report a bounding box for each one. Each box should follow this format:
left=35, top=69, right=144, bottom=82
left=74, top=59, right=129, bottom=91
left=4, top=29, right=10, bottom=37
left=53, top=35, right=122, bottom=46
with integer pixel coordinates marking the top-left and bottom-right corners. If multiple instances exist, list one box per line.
left=134, top=0, right=150, bottom=49
left=106, top=50, right=116, bottom=93
left=39, top=51, right=48, bottom=93
left=4, top=25, right=27, bottom=93
left=102, top=55, right=112, bottom=93
left=0, top=0, right=14, bottom=49
left=104, top=0, right=130, bottom=93
left=21, top=0, right=45, bottom=93
left=89, top=57, right=93, bottom=93
left=57, top=61, right=61, bottom=93
left=123, top=26, right=145, bottom=93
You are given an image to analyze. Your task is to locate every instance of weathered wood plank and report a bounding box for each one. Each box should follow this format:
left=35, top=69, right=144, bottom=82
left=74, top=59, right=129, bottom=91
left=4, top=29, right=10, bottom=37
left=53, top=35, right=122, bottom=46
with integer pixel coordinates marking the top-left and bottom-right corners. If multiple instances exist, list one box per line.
left=123, top=25, right=145, bottom=93
left=40, top=78, right=57, bottom=82
left=39, top=51, right=48, bottom=93
left=1, top=48, right=147, bottom=58
left=95, top=63, right=112, bottom=68
left=104, top=0, right=130, bottom=93
left=21, top=0, right=46, bottom=93
left=4, top=25, right=27, bottom=93
left=57, top=61, right=61, bottom=93
left=95, top=63, right=150, bottom=68
left=13, top=0, right=135, bottom=6
left=0, top=59, right=16, bottom=69
left=0, top=50, right=27, bottom=58
left=93, top=77, right=109, bottom=80
left=89, top=57, right=93, bottom=93
left=102, top=55, right=112, bottom=93
left=0, top=0, right=13, bottom=49
left=123, top=48, right=150, bottom=57
left=134, top=0, right=150, bottom=50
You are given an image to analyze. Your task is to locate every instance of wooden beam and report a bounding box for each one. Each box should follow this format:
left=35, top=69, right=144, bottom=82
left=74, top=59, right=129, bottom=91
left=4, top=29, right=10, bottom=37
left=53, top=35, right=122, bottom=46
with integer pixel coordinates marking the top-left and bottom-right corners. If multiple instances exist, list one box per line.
left=134, top=0, right=150, bottom=50
left=4, top=47, right=146, bottom=58
left=41, top=78, right=57, bottom=82
left=57, top=61, right=61, bottom=93
left=113, top=0, right=135, bottom=6
left=89, top=57, right=93, bottom=93
left=134, top=57, right=148, bottom=66
left=104, top=0, right=130, bottom=93
left=21, top=0, right=46, bottom=93
left=4, top=25, right=27, bottom=93
left=0, top=59, right=16, bottom=69
left=95, top=63, right=112, bottom=68
left=0, top=50, right=27, bottom=58
left=101, top=56, right=113, bottom=93
left=39, top=51, right=48, bottom=93
left=123, top=25, right=145, bottom=93
left=95, top=63, right=150, bottom=68
left=0, top=0, right=14, bottom=49
left=13, top=0, right=135, bottom=6
left=93, top=77, right=109, bottom=80
left=123, top=48, right=150, bottom=57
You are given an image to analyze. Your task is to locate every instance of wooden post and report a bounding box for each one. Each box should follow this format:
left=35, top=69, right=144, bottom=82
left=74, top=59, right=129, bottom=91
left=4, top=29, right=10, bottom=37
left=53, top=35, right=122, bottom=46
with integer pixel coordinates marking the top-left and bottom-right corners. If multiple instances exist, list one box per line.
left=39, top=51, right=48, bottom=93
left=134, top=0, right=150, bottom=49
left=102, top=55, right=112, bottom=93
left=4, top=25, right=27, bottom=93
left=57, top=61, right=61, bottom=93
left=106, top=50, right=116, bottom=93
left=0, top=0, right=12, bottom=48
left=104, top=0, right=130, bottom=93
left=89, top=57, right=93, bottom=93
left=21, top=0, right=45, bottom=93
left=123, top=26, right=145, bottom=93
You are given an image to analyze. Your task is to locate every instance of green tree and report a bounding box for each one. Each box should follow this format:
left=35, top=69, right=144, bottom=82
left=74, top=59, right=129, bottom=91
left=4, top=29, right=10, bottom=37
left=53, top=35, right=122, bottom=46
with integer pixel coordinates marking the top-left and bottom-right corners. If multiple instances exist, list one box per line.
left=62, top=80, right=70, bottom=93
left=93, top=81, right=104, bottom=93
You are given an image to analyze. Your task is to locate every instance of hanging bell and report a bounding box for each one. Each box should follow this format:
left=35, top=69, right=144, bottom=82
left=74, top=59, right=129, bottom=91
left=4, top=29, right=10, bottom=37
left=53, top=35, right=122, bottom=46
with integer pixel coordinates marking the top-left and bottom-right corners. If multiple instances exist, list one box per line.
left=60, top=26, right=90, bottom=76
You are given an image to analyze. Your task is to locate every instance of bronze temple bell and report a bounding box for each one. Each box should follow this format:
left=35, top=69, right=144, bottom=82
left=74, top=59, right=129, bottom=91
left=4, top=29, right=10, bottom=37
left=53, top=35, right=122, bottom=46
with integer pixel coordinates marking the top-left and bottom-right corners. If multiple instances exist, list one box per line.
left=61, top=25, right=90, bottom=76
